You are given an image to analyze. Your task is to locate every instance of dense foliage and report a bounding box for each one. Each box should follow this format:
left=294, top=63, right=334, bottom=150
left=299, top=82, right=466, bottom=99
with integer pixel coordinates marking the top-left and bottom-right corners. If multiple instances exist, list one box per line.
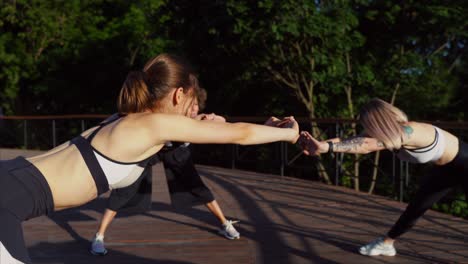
left=1, top=0, right=467, bottom=215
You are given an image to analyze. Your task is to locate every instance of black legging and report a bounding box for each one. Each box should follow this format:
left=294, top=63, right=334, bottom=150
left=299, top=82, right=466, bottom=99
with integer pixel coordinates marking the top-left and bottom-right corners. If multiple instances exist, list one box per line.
left=0, top=157, right=54, bottom=263
left=387, top=140, right=468, bottom=239
left=0, top=209, right=29, bottom=262
left=159, top=145, right=215, bottom=206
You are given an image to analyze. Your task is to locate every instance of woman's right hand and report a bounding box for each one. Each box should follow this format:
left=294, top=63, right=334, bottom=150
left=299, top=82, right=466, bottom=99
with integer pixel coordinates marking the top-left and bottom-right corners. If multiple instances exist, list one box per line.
left=282, top=117, right=300, bottom=143
left=299, top=131, right=329, bottom=156
left=197, top=113, right=226, bottom=122
left=264, top=116, right=282, bottom=127
left=265, top=116, right=299, bottom=143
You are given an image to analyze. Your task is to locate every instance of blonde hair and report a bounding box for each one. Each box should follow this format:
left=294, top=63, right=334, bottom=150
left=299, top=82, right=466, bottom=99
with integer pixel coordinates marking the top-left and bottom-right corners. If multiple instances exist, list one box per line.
left=117, top=53, right=200, bottom=114
left=359, top=98, right=408, bottom=150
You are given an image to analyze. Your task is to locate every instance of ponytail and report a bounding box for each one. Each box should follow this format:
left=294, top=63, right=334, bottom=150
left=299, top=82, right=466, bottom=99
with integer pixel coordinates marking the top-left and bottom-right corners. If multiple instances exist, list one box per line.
left=117, top=53, right=200, bottom=114
left=117, top=71, right=155, bottom=114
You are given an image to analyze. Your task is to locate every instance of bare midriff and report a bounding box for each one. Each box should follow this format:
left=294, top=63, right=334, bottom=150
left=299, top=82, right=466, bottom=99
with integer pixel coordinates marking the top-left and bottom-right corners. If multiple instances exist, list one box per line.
left=27, top=145, right=98, bottom=211
left=434, top=129, right=459, bottom=166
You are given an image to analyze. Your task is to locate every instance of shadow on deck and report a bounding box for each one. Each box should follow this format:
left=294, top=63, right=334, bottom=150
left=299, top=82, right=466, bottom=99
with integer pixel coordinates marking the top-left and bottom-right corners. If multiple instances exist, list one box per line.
left=24, top=164, right=468, bottom=264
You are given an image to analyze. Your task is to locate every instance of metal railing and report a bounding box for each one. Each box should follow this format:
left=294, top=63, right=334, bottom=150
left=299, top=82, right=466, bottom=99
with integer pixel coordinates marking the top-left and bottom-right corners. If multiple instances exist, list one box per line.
left=1, top=115, right=468, bottom=202
left=0, top=115, right=107, bottom=149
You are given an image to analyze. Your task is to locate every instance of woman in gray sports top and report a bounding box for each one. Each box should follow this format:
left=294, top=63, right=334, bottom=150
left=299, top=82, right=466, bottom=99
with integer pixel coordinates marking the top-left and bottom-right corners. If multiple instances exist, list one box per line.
left=299, top=98, right=466, bottom=257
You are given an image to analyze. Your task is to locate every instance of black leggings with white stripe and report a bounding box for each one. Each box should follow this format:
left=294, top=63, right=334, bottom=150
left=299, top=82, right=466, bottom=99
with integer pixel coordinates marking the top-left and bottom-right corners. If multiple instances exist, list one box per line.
left=0, top=157, right=54, bottom=263
left=387, top=140, right=468, bottom=239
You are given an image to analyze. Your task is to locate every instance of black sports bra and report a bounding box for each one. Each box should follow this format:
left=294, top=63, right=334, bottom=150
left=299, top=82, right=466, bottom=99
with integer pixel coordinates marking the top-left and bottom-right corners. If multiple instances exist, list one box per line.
left=71, top=114, right=160, bottom=195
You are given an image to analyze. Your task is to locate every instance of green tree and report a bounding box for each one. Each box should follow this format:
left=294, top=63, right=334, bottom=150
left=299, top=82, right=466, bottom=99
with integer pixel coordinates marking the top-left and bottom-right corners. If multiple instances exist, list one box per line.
left=225, top=0, right=375, bottom=187
left=356, top=0, right=467, bottom=193
left=0, top=0, right=171, bottom=114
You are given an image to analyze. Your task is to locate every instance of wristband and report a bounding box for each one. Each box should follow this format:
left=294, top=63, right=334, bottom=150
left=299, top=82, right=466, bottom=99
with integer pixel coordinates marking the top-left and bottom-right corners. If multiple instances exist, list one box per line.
left=327, top=142, right=334, bottom=153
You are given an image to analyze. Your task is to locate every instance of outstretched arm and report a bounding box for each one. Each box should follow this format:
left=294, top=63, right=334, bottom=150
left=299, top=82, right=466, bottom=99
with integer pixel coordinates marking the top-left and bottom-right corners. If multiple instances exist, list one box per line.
left=146, top=113, right=299, bottom=146
left=299, top=131, right=386, bottom=155
left=332, top=136, right=385, bottom=154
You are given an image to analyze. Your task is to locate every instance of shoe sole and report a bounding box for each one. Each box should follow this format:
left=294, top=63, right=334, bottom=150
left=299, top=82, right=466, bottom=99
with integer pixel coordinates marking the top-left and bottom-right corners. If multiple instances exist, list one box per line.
left=90, top=249, right=108, bottom=256
left=369, top=253, right=396, bottom=257
left=359, top=250, right=396, bottom=257
left=218, top=230, right=240, bottom=240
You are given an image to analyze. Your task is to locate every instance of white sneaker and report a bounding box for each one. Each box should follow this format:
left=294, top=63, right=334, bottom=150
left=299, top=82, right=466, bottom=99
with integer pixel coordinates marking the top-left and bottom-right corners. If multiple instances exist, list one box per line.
left=90, top=233, right=108, bottom=256
left=219, top=220, right=240, bottom=240
left=359, top=237, right=396, bottom=256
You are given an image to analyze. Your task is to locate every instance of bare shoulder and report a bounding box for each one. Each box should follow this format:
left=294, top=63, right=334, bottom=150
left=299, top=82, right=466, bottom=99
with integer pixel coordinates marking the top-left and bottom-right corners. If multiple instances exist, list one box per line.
left=91, top=113, right=166, bottom=161
left=105, top=113, right=160, bottom=141
left=405, top=121, right=432, bottom=128
left=402, top=121, right=438, bottom=147
left=401, top=121, right=416, bottom=140
left=134, top=112, right=190, bottom=123
left=405, top=121, right=437, bottom=134
left=126, top=113, right=197, bottom=143
left=123, top=112, right=171, bottom=128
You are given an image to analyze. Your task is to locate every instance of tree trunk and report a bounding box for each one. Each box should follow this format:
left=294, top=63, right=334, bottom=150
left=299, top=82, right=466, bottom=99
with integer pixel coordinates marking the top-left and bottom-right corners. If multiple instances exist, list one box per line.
left=344, top=53, right=360, bottom=191
left=310, top=117, right=333, bottom=185
left=368, top=151, right=380, bottom=194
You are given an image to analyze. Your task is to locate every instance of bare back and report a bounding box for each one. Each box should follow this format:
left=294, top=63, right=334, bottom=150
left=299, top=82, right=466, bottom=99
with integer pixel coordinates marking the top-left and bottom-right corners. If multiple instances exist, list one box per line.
left=27, top=113, right=164, bottom=211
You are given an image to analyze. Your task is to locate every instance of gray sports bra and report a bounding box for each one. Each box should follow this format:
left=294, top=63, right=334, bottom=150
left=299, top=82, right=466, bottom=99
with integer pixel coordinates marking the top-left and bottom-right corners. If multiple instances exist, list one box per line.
left=395, top=126, right=446, bottom=164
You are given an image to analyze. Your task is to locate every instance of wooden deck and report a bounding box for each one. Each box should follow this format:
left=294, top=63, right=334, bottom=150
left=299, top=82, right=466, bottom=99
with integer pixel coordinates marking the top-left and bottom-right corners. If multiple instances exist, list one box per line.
left=24, top=164, right=468, bottom=264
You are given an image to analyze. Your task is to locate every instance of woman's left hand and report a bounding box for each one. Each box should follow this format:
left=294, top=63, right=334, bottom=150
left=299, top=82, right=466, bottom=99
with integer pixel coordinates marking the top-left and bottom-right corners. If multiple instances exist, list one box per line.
left=298, top=131, right=329, bottom=155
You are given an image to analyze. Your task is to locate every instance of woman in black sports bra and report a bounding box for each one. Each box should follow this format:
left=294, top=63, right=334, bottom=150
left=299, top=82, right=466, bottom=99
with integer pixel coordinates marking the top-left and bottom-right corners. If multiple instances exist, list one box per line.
left=0, top=53, right=299, bottom=263
left=299, top=98, right=466, bottom=257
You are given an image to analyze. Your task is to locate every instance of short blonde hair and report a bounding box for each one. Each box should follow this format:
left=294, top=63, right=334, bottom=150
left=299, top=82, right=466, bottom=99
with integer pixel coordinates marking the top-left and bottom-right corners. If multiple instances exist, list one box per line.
left=359, top=98, right=408, bottom=150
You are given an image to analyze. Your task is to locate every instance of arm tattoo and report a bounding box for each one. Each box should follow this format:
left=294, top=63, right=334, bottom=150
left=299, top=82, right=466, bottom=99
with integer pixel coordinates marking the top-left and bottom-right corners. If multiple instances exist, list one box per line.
left=376, top=141, right=385, bottom=148
left=333, top=137, right=365, bottom=152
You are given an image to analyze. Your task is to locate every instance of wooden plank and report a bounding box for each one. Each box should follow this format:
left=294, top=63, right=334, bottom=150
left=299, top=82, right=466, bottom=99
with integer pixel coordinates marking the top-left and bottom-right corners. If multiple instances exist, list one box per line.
left=21, top=164, right=468, bottom=264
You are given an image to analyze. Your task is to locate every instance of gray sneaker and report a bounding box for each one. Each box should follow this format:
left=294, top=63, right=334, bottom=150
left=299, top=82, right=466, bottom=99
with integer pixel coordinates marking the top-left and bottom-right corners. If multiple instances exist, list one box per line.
left=359, top=237, right=396, bottom=256
left=219, top=220, right=240, bottom=240
left=90, top=233, right=108, bottom=256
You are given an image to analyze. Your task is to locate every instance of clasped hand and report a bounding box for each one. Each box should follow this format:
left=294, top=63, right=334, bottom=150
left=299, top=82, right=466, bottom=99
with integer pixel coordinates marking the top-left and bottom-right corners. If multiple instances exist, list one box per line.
left=264, top=117, right=328, bottom=155
left=264, top=116, right=299, bottom=143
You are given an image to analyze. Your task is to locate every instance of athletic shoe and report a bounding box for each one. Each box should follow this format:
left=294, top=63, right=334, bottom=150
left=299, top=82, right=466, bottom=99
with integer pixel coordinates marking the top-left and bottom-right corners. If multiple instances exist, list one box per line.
left=90, top=233, right=108, bottom=256
left=219, top=220, right=240, bottom=240
left=359, top=237, right=396, bottom=256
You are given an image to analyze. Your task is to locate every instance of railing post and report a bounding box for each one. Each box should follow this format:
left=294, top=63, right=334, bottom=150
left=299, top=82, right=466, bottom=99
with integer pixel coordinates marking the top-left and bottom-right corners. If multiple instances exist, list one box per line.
left=231, top=144, right=237, bottom=169
left=392, top=153, right=396, bottom=185
left=52, top=120, right=56, bottom=147
left=405, top=161, right=410, bottom=187
left=335, top=122, right=339, bottom=186
left=81, top=119, right=85, bottom=132
left=280, top=142, right=286, bottom=177
left=23, top=120, right=27, bottom=149
left=399, top=159, right=404, bottom=202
